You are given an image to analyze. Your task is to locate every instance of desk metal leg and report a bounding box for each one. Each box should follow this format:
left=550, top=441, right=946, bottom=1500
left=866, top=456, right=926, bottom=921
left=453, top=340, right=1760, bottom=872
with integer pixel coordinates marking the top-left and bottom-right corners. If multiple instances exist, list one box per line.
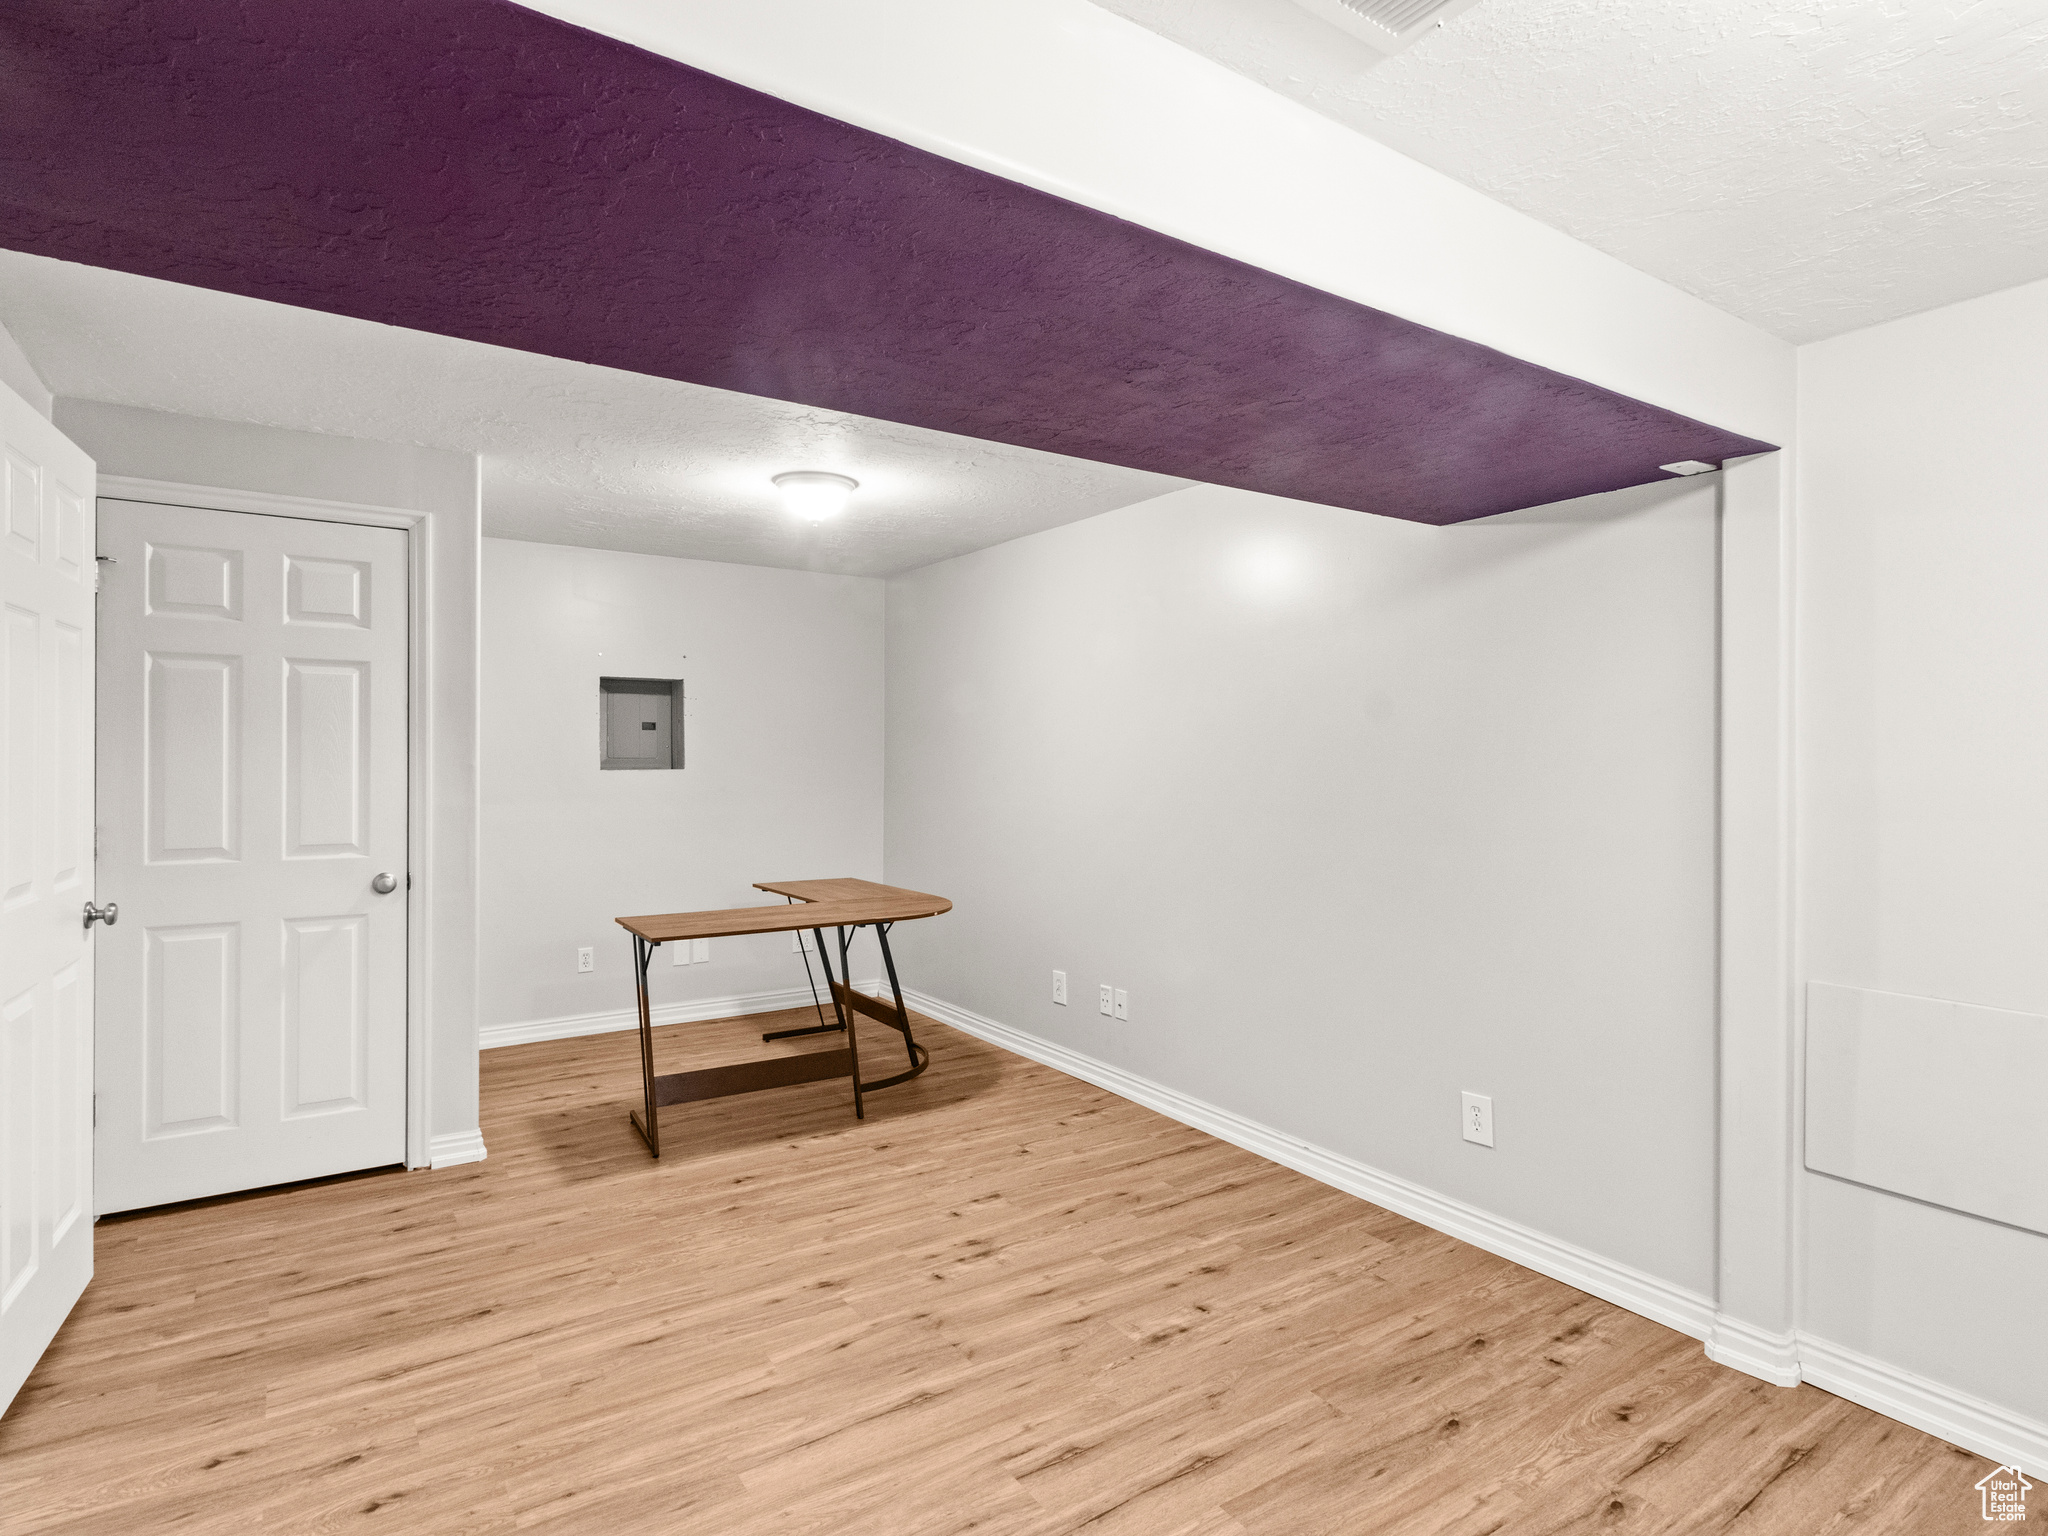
left=876, top=922, right=920, bottom=1074
left=834, top=925, right=864, bottom=1119
left=803, top=924, right=861, bottom=1119
left=823, top=923, right=929, bottom=1095
left=759, top=1024, right=843, bottom=1041
left=628, top=933, right=661, bottom=1158
left=763, top=897, right=845, bottom=1042
left=812, top=927, right=851, bottom=1035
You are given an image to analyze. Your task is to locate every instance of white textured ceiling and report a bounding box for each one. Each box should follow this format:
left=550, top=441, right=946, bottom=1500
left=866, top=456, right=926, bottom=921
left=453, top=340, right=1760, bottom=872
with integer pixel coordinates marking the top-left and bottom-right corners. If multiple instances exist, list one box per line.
left=0, top=252, right=1187, bottom=577
left=1088, top=0, right=2048, bottom=341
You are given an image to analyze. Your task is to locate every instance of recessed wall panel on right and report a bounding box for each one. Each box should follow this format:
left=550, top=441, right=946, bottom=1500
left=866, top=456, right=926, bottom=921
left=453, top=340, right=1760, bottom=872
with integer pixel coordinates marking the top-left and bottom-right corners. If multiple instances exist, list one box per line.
left=1805, top=981, right=2048, bottom=1237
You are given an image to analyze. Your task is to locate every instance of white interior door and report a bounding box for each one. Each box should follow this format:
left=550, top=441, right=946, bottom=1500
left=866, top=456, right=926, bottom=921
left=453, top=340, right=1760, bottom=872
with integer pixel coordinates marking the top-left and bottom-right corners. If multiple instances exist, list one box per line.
left=0, top=386, right=96, bottom=1415
left=95, top=501, right=408, bottom=1214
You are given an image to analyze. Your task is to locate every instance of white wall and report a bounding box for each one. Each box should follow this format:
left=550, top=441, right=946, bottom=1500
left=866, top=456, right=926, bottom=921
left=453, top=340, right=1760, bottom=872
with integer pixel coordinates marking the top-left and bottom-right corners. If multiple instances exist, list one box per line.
left=526, top=0, right=1804, bottom=1361
left=0, top=318, right=52, bottom=419
left=480, top=539, right=884, bottom=1036
left=53, top=399, right=484, bottom=1163
left=15, top=0, right=1816, bottom=1417
left=1797, top=275, right=2048, bottom=1450
left=885, top=477, right=1721, bottom=1299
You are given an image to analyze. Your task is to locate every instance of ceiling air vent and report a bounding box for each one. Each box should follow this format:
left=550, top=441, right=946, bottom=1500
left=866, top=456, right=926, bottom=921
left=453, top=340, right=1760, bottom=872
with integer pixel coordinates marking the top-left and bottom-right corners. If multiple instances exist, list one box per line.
left=1288, top=0, right=1485, bottom=56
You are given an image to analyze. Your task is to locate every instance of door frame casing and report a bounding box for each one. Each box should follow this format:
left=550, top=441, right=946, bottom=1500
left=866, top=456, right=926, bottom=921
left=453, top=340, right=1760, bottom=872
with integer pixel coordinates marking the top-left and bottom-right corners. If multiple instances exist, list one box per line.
left=97, top=475, right=442, bottom=1170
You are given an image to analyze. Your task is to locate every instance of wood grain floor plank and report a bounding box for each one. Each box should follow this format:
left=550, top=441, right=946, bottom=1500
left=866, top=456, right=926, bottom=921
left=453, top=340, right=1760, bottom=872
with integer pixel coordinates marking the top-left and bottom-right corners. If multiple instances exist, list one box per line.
left=0, top=1008, right=2001, bottom=1533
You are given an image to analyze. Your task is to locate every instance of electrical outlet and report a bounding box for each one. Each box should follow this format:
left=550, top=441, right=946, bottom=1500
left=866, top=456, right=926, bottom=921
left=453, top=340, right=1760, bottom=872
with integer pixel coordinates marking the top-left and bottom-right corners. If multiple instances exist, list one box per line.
left=1113, top=988, right=1129, bottom=1021
left=672, top=941, right=690, bottom=966
left=792, top=932, right=810, bottom=954
left=576, top=946, right=594, bottom=974
left=1099, top=984, right=1113, bottom=1016
left=691, top=937, right=710, bottom=964
left=1052, top=970, right=1068, bottom=1005
left=1461, top=1091, right=1494, bottom=1148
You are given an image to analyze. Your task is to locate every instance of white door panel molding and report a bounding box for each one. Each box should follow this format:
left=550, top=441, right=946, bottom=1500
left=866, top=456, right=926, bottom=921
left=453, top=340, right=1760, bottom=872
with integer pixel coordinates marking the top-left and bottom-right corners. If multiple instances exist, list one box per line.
left=0, top=382, right=95, bottom=1417
left=96, top=500, right=408, bottom=1212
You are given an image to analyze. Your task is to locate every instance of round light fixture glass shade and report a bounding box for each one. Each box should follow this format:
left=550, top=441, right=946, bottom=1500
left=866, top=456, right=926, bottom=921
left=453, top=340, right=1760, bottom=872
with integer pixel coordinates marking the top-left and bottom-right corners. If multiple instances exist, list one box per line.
left=773, top=470, right=858, bottom=521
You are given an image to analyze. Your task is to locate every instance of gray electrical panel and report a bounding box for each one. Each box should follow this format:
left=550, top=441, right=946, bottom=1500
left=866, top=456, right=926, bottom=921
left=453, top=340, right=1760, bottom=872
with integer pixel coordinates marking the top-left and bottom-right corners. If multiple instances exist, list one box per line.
left=599, top=676, right=685, bottom=769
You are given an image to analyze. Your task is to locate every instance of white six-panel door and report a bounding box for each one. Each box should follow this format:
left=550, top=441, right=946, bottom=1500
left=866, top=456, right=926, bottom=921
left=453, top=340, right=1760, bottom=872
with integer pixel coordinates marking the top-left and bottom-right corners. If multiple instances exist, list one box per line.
left=95, top=501, right=408, bottom=1214
left=0, top=386, right=96, bottom=1416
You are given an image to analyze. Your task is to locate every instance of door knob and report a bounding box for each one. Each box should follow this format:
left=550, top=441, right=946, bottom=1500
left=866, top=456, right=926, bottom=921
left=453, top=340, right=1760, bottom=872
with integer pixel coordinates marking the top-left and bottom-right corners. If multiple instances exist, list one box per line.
left=83, top=900, right=118, bottom=929
left=371, top=872, right=399, bottom=895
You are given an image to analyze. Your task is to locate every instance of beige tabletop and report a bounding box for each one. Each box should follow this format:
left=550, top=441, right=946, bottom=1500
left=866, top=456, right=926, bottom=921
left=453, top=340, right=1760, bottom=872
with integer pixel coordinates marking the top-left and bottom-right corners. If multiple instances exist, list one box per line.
left=614, top=877, right=951, bottom=944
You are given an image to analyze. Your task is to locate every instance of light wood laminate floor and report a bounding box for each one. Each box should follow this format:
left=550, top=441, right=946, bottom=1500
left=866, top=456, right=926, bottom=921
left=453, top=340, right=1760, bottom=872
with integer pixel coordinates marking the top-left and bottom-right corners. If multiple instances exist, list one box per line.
left=0, top=1008, right=1998, bottom=1533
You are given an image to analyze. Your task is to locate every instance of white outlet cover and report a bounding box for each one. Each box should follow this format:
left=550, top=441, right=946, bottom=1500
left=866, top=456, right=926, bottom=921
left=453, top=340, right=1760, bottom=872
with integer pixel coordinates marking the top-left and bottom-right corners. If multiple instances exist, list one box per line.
left=1461, top=1091, right=1494, bottom=1148
left=1099, top=984, right=1114, bottom=1016
left=1113, top=988, right=1129, bottom=1021
left=691, top=937, right=710, bottom=963
left=1053, top=969, right=1068, bottom=1005
left=673, top=941, right=690, bottom=965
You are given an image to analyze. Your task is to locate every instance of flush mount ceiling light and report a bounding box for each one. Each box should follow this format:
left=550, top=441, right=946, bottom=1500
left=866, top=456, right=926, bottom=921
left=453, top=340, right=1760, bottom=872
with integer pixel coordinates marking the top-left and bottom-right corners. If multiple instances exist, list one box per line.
left=773, top=470, right=858, bottom=521
left=1659, top=460, right=1719, bottom=476
left=1288, top=0, right=1486, bottom=57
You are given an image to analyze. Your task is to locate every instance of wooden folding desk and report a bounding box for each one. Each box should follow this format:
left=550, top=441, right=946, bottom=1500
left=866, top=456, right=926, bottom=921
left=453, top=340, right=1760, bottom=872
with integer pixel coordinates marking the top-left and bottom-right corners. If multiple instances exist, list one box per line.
left=613, top=878, right=951, bottom=1158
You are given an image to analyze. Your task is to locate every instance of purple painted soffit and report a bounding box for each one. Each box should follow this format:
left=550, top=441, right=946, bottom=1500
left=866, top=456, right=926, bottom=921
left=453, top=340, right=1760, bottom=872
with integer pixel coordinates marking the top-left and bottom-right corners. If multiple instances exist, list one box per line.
left=0, top=1, right=1773, bottom=523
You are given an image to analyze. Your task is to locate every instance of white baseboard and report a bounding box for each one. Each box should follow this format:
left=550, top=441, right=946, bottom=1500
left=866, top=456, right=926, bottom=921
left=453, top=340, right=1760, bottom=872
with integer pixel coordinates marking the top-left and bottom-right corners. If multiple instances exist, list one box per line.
left=1706, top=1314, right=1802, bottom=1387
left=906, top=989, right=2048, bottom=1479
left=904, top=988, right=1718, bottom=1344
left=1798, top=1331, right=2048, bottom=1479
left=480, top=980, right=882, bottom=1050
left=427, top=1129, right=488, bottom=1169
